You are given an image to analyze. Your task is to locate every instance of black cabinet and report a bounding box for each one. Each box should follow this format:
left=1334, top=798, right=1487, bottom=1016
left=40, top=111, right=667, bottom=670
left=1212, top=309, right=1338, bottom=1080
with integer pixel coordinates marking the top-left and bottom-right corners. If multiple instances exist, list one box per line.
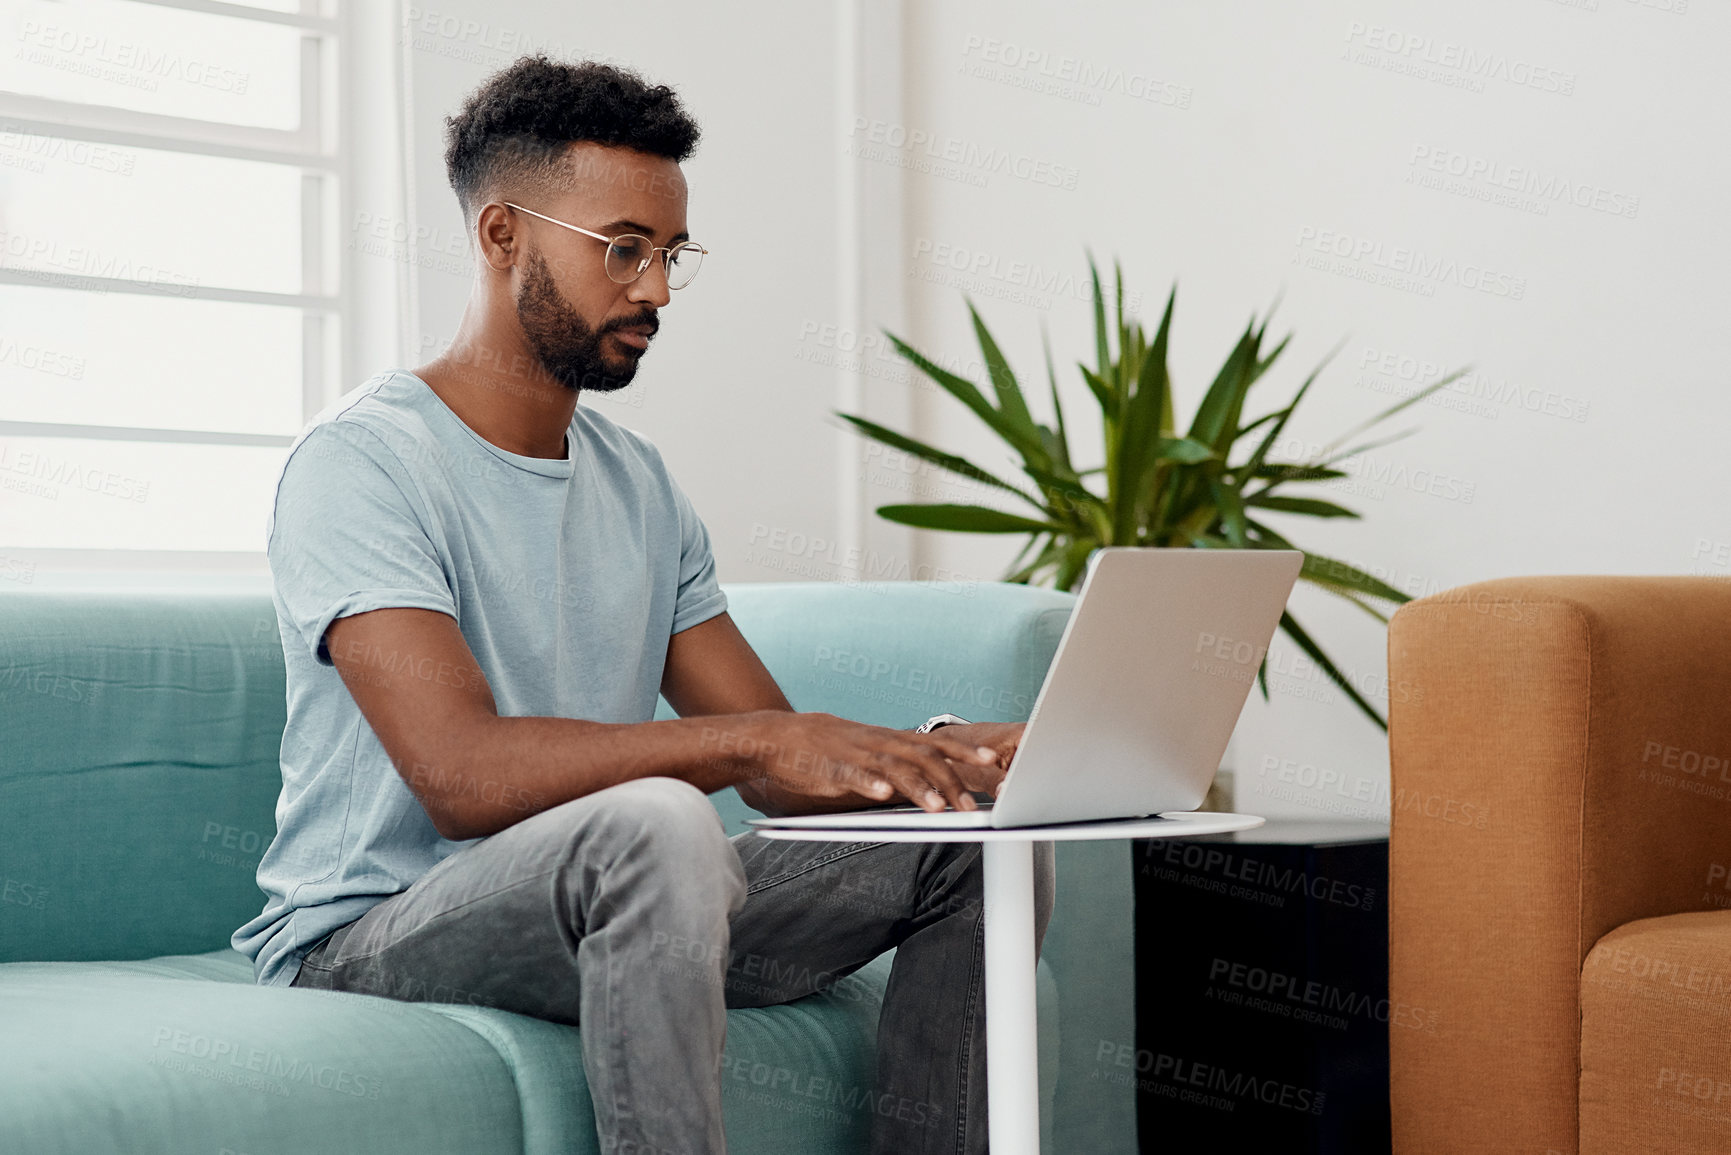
left=1132, top=820, right=1392, bottom=1153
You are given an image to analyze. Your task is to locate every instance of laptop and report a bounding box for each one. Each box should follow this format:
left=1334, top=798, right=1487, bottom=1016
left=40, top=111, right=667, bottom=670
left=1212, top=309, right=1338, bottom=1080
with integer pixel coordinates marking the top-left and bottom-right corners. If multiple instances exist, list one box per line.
left=748, top=546, right=1303, bottom=832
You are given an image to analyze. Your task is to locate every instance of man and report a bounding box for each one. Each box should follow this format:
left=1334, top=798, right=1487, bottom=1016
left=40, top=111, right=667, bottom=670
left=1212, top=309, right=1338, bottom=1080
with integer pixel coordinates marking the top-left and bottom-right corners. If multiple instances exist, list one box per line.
left=233, top=54, right=1055, bottom=1155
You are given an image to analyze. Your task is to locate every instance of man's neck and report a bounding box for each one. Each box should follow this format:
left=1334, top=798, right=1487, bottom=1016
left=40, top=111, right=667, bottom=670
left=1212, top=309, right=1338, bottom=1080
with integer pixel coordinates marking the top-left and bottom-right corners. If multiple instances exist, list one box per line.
left=412, top=336, right=579, bottom=460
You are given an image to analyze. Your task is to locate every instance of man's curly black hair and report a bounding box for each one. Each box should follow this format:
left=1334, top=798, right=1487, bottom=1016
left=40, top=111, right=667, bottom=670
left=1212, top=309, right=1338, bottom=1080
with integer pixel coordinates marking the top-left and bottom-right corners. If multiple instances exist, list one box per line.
left=443, top=55, right=701, bottom=226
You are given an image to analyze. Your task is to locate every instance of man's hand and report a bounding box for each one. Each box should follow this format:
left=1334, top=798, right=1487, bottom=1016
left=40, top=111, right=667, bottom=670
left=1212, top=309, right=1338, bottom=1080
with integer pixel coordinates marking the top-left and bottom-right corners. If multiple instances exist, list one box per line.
left=659, top=617, right=1014, bottom=817
left=723, top=711, right=1005, bottom=817
left=930, top=722, right=1026, bottom=796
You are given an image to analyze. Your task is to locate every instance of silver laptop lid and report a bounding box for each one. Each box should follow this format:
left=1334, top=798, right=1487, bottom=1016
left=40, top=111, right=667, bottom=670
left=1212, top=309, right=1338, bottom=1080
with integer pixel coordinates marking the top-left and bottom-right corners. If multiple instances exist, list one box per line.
left=989, top=547, right=1302, bottom=827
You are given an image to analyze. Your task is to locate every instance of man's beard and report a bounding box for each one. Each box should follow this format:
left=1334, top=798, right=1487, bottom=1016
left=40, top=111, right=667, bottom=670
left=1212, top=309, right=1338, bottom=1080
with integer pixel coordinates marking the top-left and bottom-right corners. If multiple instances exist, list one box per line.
left=515, top=248, right=652, bottom=393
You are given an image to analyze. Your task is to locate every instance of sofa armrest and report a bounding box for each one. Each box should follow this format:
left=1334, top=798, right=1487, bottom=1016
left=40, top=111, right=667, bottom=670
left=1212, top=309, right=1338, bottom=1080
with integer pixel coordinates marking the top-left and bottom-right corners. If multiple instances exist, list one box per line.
left=1386, top=576, right=1731, bottom=1155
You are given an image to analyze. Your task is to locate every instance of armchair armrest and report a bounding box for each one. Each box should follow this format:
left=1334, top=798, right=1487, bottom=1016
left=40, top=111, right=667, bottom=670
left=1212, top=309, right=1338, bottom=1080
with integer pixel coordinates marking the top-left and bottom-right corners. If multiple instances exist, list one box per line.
left=1386, top=576, right=1731, bottom=1155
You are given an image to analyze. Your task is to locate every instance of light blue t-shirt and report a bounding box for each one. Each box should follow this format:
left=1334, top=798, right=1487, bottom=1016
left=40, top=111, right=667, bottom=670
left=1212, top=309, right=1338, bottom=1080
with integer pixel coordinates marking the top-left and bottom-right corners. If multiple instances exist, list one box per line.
left=232, top=369, right=729, bottom=987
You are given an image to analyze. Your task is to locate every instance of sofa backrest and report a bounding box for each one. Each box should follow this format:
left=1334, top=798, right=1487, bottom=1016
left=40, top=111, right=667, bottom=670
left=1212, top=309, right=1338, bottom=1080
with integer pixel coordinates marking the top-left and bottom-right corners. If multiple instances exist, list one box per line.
left=0, top=581, right=1075, bottom=964
left=0, top=594, right=286, bottom=964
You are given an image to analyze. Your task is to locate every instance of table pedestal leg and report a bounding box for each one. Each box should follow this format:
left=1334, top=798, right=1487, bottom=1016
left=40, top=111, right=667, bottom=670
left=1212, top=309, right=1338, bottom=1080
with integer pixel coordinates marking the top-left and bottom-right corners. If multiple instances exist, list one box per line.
left=982, top=839, right=1039, bottom=1155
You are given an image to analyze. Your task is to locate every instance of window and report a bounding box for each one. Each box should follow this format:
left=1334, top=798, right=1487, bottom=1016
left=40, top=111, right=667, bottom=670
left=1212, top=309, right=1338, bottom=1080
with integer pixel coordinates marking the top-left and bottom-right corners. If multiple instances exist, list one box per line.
left=0, top=0, right=347, bottom=569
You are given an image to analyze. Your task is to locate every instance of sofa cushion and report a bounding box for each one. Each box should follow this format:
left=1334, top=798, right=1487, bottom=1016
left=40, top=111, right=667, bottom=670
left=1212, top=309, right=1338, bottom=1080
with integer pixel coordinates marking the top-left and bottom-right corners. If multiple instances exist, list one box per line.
left=0, top=948, right=525, bottom=1155
left=1581, top=911, right=1731, bottom=1155
left=0, top=944, right=1055, bottom=1155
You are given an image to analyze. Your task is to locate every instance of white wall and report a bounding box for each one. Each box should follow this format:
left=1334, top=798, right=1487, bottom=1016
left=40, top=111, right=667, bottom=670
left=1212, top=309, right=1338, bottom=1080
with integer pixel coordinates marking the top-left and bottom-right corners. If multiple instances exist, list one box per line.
left=387, top=1, right=1730, bottom=819
left=896, top=0, right=1731, bottom=817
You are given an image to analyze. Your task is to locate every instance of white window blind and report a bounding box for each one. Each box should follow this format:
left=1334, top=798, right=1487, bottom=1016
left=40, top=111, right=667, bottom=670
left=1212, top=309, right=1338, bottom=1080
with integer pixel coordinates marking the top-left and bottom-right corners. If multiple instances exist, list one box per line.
left=0, top=0, right=348, bottom=567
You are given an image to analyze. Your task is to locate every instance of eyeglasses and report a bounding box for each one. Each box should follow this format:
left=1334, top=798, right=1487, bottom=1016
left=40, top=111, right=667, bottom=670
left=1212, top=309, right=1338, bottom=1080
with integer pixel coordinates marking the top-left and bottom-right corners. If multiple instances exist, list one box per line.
left=503, top=202, right=708, bottom=289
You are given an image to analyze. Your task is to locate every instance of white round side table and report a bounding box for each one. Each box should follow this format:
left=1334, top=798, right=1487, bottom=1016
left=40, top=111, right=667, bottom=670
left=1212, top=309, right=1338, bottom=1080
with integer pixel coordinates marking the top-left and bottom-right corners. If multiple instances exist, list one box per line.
left=751, top=811, right=1266, bottom=1154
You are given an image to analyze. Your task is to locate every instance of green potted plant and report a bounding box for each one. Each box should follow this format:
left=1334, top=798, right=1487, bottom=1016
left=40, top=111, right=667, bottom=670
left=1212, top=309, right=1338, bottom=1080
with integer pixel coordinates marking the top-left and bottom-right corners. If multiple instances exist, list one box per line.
left=834, top=255, right=1465, bottom=730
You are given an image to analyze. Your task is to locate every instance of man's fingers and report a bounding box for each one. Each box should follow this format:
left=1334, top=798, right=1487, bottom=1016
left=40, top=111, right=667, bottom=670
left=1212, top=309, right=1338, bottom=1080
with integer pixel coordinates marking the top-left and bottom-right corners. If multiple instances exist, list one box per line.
left=928, top=732, right=1000, bottom=765
left=845, top=764, right=896, bottom=799
left=763, top=753, right=890, bottom=800
left=817, top=758, right=894, bottom=800
left=893, top=741, right=976, bottom=813
left=918, top=733, right=1011, bottom=794
left=852, top=750, right=938, bottom=812
left=840, top=748, right=950, bottom=813
left=964, top=762, right=1009, bottom=797
left=883, top=742, right=976, bottom=811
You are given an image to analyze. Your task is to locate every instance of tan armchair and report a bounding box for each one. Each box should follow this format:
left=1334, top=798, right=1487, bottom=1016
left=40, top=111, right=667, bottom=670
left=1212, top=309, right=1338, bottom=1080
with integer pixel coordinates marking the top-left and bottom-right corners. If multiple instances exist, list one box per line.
left=1387, top=576, right=1731, bottom=1155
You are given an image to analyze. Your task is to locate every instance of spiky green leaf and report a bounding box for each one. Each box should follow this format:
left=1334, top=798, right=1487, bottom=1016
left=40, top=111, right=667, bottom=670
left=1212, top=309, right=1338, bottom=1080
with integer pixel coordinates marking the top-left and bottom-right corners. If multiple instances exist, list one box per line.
left=833, top=412, right=1045, bottom=511
left=876, top=503, right=1066, bottom=534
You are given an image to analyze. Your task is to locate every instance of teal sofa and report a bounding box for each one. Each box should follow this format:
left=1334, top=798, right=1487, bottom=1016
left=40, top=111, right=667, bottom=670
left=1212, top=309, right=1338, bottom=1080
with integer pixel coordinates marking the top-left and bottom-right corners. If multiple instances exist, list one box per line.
left=0, top=580, right=1138, bottom=1154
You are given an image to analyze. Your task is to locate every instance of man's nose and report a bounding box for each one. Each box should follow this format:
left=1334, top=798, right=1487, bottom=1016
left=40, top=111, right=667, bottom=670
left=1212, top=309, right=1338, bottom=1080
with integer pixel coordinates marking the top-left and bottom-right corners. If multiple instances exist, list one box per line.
left=627, top=258, right=673, bottom=307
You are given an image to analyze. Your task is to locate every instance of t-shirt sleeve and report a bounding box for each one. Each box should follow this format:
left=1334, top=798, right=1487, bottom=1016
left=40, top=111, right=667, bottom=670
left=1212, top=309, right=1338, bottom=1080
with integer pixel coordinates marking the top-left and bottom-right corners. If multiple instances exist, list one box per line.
left=668, top=471, right=728, bottom=635
left=268, top=421, right=458, bottom=666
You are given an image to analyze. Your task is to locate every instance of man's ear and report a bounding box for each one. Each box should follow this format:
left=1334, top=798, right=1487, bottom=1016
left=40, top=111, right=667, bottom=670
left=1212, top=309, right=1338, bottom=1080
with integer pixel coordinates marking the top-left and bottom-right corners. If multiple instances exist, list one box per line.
left=475, top=202, right=519, bottom=273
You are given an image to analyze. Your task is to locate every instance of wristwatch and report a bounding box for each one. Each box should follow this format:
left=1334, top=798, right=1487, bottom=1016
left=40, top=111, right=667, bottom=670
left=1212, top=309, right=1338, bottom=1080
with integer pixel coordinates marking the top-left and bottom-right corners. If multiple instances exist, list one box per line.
left=914, top=713, right=970, bottom=734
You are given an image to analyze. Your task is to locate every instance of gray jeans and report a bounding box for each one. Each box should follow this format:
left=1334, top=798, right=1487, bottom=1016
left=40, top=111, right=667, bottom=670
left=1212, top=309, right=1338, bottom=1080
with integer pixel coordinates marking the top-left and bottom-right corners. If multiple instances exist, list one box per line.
left=290, top=776, right=1057, bottom=1155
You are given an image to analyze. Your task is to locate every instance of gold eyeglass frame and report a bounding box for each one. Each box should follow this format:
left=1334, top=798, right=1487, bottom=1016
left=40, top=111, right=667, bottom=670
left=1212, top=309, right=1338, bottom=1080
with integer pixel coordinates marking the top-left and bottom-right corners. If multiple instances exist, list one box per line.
left=502, top=201, right=709, bottom=289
